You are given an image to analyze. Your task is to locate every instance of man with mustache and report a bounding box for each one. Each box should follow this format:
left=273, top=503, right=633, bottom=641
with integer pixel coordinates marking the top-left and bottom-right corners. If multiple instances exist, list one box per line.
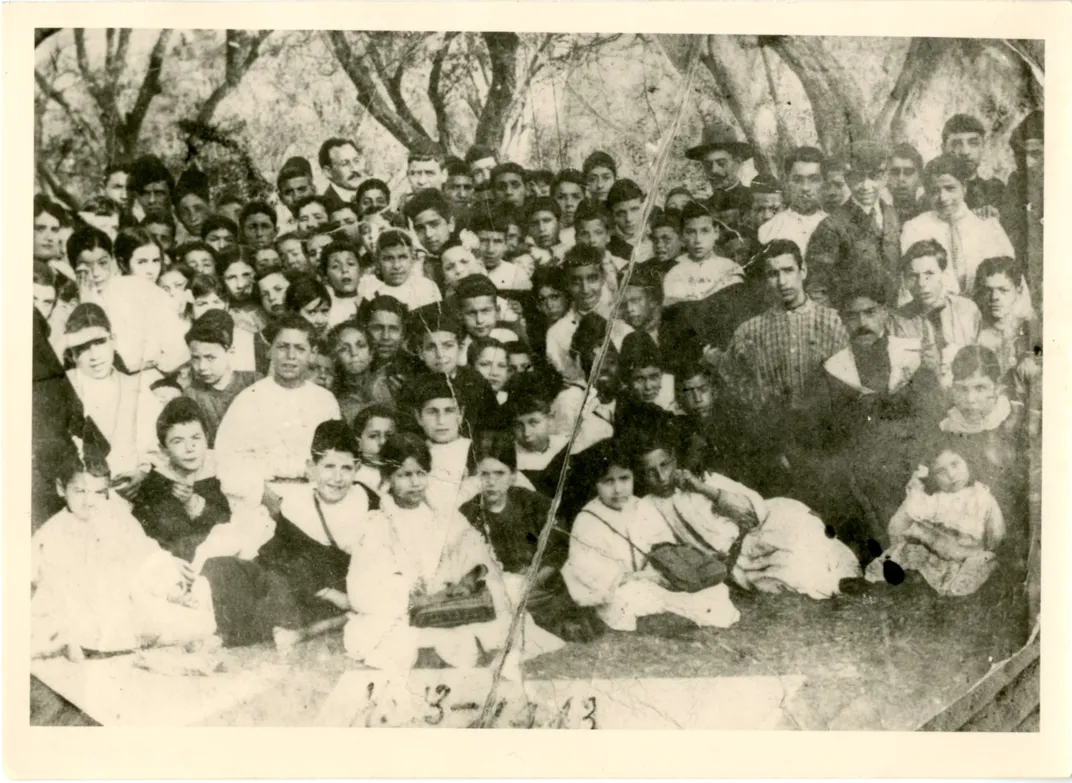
left=819, top=279, right=945, bottom=559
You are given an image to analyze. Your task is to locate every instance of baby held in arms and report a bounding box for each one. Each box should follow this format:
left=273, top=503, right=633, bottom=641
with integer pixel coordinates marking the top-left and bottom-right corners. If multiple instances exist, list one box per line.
left=866, top=447, right=1005, bottom=596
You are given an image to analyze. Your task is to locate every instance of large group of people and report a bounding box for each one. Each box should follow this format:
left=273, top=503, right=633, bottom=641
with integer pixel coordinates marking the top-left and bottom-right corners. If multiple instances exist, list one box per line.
left=31, top=100, right=1043, bottom=678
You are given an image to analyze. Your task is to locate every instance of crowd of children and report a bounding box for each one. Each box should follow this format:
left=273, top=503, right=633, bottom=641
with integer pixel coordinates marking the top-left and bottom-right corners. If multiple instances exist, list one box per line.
left=31, top=108, right=1042, bottom=675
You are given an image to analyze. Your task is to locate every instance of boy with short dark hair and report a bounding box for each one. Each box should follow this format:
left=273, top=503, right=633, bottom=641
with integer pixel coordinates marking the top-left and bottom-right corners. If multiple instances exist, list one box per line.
left=183, top=309, right=261, bottom=445
left=409, top=374, right=473, bottom=515
left=491, top=162, right=528, bottom=210
left=544, top=245, right=632, bottom=381
left=133, top=398, right=231, bottom=562
left=572, top=200, right=629, bottom=301
left=644, top=209, right=683, bottom=278
left=358, top=229, right=442, bottom=311
left=294, top=195, right=331, bottom=234
left=582, top=150, right=617, bottom=204
left=466, top=209, right=532, bottom=293
left=551, top=169, right=585, bottom=249
left=619, top=330, right=678, bottom=413
left=403, top=188, right=460, bottom=290
left=606, top=178, right=653, bottom=262
left=318, top=239, right=364, bottom=327
left=663, top=201, right=744, bottom=306
left=403, top=305, right=499, bottom=438
left=453, top=273, right=520, bottom=365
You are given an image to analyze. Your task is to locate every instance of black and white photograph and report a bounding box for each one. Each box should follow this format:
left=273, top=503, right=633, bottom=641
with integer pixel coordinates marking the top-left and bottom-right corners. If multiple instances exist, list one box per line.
left=9, top=0, right=1067, bottom=763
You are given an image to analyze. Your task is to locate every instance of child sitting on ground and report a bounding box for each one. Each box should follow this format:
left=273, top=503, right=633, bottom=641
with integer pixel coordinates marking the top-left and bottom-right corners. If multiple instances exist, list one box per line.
left=865, top=447, right=1005, bottom=596
left=460, top=431, right=604, bottom=642
left=344, top=432, right=561, bottom=678
left=32, top=446, right=218, bottom=660
left=199, top=420, right=377, bottom=648
left=561, top=439, right=741, bottom=633
left=132, top=398, right=231, bottom=563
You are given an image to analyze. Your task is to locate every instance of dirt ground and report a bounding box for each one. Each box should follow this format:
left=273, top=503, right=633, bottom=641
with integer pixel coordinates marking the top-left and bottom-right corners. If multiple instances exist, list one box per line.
left=522, top=567, right=1033, bottom=730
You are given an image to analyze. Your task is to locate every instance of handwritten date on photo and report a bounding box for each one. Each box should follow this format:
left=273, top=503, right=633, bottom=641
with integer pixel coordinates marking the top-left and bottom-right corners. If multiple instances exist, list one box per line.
left=318, top=671, right=598, bottom=729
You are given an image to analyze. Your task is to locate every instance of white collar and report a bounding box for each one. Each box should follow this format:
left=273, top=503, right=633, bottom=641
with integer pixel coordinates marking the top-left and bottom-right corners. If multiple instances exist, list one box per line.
left=823, top=337, right=923, bottom=394
left=940, top=395, right=1012, bottom=434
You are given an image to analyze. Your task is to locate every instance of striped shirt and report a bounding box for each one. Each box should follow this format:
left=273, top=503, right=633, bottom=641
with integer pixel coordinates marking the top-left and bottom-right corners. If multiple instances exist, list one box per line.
left=725, top=298, right=849, bottom=411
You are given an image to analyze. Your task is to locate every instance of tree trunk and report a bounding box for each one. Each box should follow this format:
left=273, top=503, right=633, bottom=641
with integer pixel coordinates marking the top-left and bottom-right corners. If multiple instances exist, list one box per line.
left=326, top=31, right=441, bottom=155
left=657, top=34, right=783, bottom=177
left=872, top=38, right=951, bottom=143
left=761, top=36, right=870, bottom=155
left=473, top=32, right=520, bottom=153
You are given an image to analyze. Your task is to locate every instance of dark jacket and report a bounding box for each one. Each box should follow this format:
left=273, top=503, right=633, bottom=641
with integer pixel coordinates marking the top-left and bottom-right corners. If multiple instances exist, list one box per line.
left=806, top=199, right=901, bottom=300
left=132, top=469, right=231, bottom=562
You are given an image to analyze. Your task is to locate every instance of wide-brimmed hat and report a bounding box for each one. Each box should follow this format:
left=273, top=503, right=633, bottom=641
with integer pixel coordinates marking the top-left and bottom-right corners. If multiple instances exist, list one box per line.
left=686, top=123, right=753, bottom=161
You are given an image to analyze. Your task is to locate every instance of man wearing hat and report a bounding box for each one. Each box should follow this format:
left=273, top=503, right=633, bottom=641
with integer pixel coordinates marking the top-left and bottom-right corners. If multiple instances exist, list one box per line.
left=686, top=122, right=754, bottom=217
left=941, top=113, right=1004, bottom=216
left=806, top=140, right=902, bottom=304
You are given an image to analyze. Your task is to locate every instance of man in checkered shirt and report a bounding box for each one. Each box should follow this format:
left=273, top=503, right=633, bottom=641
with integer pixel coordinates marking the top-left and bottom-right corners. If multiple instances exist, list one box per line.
left=723, top=238, right=850, bottom=419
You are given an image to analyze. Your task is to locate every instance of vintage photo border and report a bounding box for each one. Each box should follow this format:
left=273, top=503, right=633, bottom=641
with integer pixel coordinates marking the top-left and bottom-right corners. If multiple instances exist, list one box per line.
left=4, top=0, right=1071, bottom=778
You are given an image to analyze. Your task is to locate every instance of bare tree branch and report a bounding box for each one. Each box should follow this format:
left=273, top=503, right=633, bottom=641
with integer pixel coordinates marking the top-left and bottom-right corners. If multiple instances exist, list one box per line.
left=872, top=38, right=950, bottom=142
left=34, top=69, right=102, bottom=149
left=35, top=28, right=61, bottom=48
left=429, top=32, right=460, bottom=153
left=73, top=29, right=102, bottom=100
left=326, top=30, right=439, bottom=153
left=196, top=29, right=271, bottom=124
left=36, top=161, right=80, bottom=212
left=762, top=36, right=871, bottom=153
left=119, top=28, right=172, bottom=157
left=112, top=29, right=131, bottom=82
left=474, top=32, right=520, bottom=151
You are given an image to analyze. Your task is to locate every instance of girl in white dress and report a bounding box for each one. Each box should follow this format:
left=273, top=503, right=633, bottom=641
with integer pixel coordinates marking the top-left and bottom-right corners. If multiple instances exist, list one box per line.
left=32, top=448, right=217, bottom=660
left=561, top=440, right=740, bottom=632
left=865, top=448, right=1005, bottom=596
left=344, top=433, right=562, bottom=677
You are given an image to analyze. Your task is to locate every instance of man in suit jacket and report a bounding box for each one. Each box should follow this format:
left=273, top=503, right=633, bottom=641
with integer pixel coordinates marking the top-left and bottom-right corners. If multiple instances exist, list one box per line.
left=806, top=141, right=901, bottom=304
left=941, top=114, right=1005, bottom=215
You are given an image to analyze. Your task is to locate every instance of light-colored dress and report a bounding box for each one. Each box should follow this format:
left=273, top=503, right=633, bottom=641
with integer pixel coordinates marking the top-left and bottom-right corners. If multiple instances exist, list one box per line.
left=32, top=505, right=216, bottom=656
left=865, top=481, right=1004, bottom=596
left=732, top=497, right=862, bottom=600
left=562, top=496, right=741, bottom=632
left=344, top=498, right=563, bottom=677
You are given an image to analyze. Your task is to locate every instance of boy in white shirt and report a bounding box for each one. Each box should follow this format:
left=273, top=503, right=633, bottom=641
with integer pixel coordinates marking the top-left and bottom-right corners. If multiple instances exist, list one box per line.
left=545, top=245, right=633, bottom=382
left=469, top=210, right=533, bottom=292
left=663, top=201, right=745, bottom=306
left=357, top=229, right=442, bottom=311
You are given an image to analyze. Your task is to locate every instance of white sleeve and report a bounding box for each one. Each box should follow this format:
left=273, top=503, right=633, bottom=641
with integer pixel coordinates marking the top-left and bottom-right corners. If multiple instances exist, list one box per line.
left=561, top=511, right=629, bottom=608
left=213, top=391, right=268, bottom=504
